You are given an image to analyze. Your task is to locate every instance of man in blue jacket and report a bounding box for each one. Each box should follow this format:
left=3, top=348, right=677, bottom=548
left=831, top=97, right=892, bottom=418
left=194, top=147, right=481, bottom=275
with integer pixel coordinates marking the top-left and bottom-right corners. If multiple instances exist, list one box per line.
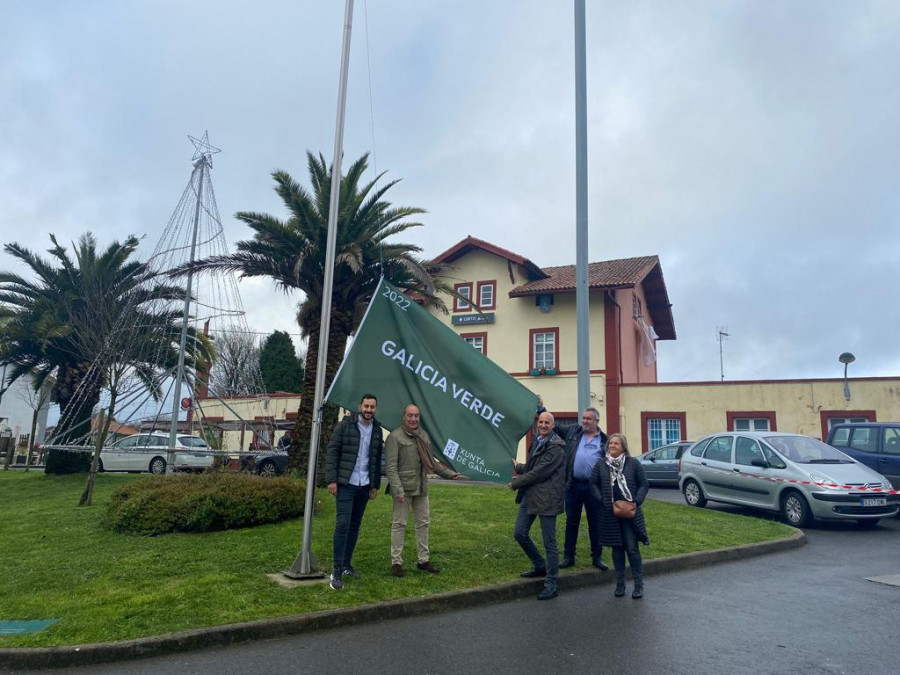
left=542, top=402, right=609, bottom=570
left=324, top=394, right=384, bottom=590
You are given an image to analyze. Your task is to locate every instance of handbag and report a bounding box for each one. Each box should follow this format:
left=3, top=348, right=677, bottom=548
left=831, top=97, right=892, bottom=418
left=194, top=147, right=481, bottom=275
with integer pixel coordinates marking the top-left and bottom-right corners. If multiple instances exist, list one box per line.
left=613, top=499, right=636, bottom=519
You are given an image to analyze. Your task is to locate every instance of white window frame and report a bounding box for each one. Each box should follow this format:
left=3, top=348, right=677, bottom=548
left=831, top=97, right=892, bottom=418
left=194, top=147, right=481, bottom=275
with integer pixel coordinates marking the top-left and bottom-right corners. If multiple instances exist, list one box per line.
left=455, top=284, right=472, bottom=311
left=647, top=418, right=681, bottom=451
left=478, top=282, right=494, bottom=309
left=464, top=336, right=484, bottom=354
left=734, top=418, right=771, bottom=432
left=532, top=332, right=556, bottom=370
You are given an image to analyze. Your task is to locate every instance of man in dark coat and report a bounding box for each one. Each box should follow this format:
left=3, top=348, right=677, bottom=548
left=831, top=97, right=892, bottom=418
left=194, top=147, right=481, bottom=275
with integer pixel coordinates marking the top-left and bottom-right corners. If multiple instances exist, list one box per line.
left=510, top=411, right=566, bottom=600
left=324, top=393, right=384, bottom=590
left=549, top=406, right=610, bottom=570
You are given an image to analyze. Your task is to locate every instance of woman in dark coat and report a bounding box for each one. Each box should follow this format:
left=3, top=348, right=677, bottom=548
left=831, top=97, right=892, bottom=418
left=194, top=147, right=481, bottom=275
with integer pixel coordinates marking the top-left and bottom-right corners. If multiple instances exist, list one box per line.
left=590, top=433, right=650, bottom=599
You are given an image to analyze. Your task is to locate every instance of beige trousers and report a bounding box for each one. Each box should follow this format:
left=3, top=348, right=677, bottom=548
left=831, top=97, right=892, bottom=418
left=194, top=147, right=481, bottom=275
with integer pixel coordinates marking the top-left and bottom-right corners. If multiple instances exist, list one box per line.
left=391, top=494, right=430, bottom=565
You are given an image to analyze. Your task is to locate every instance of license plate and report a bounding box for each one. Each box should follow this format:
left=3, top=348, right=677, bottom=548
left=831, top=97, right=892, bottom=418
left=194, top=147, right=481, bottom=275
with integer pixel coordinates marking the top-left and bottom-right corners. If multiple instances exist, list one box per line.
left=861, top=497, right=887, bottom=507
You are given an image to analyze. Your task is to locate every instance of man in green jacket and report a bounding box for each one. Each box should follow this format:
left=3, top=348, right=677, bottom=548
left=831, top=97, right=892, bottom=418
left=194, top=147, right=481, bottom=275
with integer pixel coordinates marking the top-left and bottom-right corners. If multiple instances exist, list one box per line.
left=510, top=411, right=566, bottom=600
left=324, top=393, right=384, bottom=590
left=385, top=404, right=460, bottom=577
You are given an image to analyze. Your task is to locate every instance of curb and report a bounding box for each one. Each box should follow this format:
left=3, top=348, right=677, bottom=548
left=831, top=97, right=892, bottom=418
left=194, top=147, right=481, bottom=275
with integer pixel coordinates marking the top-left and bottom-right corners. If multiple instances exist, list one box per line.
left=0, top=529, right=805, bottom=671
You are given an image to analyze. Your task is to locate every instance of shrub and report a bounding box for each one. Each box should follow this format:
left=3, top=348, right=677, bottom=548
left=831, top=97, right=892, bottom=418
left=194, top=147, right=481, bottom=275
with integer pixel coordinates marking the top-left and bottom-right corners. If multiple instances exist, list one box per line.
left=45, top=448, right=92, bottom=474
left=103, top=473, right=306, bottom=536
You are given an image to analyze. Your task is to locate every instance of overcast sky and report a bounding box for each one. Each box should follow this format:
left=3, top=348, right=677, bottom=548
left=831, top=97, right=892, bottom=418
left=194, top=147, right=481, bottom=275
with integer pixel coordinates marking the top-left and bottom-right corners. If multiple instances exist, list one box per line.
left=2, top=0, right=898, bottom=385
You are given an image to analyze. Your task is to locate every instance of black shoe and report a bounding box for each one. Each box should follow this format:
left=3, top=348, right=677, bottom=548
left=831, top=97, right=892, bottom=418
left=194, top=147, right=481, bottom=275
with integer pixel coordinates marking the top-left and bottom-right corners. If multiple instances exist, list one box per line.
left=416, top=561, right=440, bottom=574
left=329, top=572, right=343, bottom=590
left=559, top=557, right=575, bottom=568
left=593, top=558, right=609, bottom=571
left=521, top=568, right=547, bottom=578
left=537, top=587, right=558, bottom=601
left=614, top=584, right=626, bottom=597
left=342, top=566, right=361, bottom=580
left=632, top=587, right=643, bottom=600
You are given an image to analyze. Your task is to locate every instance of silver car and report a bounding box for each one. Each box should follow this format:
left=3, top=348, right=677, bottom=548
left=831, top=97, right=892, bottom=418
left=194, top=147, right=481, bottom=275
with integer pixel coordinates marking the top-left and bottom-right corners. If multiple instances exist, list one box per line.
left=100, top=432, right=215, bottom=474
left=636, top=441, right=694, bottom=486
left=679, top=432, right=899, bottom=527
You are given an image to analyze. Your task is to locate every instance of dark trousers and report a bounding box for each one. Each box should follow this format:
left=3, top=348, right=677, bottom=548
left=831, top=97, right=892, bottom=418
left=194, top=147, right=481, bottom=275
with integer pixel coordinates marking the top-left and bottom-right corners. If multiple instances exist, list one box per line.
left=513, top=501, right=559, bottom=588
left=563, top=480, right=603, bottom=560
left=612, top=519, right=643, bottom=588
left=332, top=483, right=370, bottom=571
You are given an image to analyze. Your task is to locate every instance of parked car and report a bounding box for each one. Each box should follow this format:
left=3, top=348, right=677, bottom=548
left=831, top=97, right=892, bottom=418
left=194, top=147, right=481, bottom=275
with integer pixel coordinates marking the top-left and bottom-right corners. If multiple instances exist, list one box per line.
left=678, top=432, right=898, bottom=527
left=826, top=422, right=900, bottom=489
left=636, top=441, right=694, bottom=486
left=240, top=448, right=289, bottom=477
left=100, top=432, right=215, bottom=474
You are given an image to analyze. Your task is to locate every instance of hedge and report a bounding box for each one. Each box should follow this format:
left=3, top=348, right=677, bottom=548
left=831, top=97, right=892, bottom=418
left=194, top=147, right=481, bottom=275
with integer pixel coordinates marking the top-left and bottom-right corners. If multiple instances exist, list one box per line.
left=104, top=473, right=306, bottom=536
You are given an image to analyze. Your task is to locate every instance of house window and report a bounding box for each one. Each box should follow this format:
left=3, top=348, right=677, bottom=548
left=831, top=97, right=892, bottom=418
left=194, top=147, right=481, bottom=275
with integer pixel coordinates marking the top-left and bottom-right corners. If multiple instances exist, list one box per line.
left=819, top=410, right=876, bottom=440
left=530, top=328, right=558, bottom=370
left=453, top=283, right=473, bottom=312
left=735, top=418, right=769, bottom=431
left=461, top=332, right=487, bottom=355
left=727, top=411, right=777, bottom=432
left=648, top=418, right=681, bottom=451
left=477, top=281, right=496, bottom=310
left=641, top=411, right=687, bottom=453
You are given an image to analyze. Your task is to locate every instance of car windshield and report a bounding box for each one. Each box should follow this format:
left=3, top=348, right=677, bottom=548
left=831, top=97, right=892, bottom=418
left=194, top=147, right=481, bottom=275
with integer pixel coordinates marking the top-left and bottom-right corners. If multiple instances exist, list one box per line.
left=764, top=436, right=853, bottom=464
left=177, top=436, right=208, bottom=448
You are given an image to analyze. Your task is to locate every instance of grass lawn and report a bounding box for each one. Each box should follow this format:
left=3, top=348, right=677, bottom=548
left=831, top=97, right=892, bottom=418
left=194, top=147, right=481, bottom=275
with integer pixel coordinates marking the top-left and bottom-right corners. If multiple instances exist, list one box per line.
left=0, top=471, right=793, bottom=647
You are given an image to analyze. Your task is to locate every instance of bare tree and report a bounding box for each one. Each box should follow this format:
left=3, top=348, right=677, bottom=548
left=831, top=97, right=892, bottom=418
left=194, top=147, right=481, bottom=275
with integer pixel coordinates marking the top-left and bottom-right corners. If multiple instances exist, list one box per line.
left=208, top=331, right=261, bottom=398
left=13, top=377, right=52, bottom=472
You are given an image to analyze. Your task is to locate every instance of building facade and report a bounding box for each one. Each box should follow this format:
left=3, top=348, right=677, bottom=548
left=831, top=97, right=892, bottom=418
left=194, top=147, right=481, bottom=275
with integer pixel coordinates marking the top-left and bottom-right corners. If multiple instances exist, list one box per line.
left=428, top=236, right=900, bottom=454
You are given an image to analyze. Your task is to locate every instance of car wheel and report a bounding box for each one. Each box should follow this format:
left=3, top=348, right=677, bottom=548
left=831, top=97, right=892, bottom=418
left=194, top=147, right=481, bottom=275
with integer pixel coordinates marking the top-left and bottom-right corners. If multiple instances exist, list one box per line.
left=683, top=479, right=707, bottom=507
left=781, top=490, right=812, bottom=527
left=258, top=460, right=277, bottom=477
left=97, top=459, right=104, bottom=472
left=856, top=519, right=880, bottom=528
left=149, top=457, right=167, bottom=475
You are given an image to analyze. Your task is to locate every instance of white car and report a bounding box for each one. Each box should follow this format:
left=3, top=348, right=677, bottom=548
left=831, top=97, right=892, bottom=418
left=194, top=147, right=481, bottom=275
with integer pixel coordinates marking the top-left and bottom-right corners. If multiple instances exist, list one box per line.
left=100, top=432, right=214, bottom=474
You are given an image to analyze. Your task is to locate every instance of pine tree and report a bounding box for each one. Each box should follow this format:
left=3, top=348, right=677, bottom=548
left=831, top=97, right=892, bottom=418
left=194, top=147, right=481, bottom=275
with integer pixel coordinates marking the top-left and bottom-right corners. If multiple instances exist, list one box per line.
left=259, top=330, right=304, bottom=394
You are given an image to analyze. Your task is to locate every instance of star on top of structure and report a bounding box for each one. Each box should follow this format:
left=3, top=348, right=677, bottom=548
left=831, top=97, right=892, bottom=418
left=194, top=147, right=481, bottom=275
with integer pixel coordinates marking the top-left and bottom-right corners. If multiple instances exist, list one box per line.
left=188, top=131, right=221, bottom=167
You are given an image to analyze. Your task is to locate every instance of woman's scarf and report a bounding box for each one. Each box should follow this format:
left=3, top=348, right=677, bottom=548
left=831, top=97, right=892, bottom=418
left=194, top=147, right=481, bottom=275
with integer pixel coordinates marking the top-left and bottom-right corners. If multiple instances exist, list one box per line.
left=606, top=454, right=633, bottom=502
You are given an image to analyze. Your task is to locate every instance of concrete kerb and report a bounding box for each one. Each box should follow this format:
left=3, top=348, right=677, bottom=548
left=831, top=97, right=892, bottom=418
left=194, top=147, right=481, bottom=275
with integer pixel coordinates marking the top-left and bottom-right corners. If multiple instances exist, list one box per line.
left=0, top=529, right=805, bottom=671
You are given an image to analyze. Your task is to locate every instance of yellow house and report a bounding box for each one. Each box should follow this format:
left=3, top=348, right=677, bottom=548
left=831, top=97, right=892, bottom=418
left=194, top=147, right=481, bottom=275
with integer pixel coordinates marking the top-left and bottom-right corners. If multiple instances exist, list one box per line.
left=429, top=236, right=900, bottom=454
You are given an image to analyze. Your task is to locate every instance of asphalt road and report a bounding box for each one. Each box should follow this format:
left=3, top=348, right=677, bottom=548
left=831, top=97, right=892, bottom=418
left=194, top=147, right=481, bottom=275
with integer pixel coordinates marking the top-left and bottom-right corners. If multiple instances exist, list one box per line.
left=6, top=488, right=899, bottom=675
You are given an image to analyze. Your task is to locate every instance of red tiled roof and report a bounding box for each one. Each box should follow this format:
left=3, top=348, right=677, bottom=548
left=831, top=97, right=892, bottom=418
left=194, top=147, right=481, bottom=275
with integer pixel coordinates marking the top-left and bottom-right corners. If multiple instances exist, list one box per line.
left=432, top=236, right=546, bottom=280
left=508, top=256, right=660, bottom=296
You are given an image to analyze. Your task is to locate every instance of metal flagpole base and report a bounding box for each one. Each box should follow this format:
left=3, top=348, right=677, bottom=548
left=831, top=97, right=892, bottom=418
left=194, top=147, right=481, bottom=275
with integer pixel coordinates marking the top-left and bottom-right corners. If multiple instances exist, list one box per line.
left=281, top=550, right=325, bottom=580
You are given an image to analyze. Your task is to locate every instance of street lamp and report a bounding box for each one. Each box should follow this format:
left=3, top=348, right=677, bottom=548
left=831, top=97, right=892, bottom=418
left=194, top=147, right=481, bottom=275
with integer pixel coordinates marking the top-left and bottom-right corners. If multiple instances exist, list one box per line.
left=839, top=352, right=856, bottom=401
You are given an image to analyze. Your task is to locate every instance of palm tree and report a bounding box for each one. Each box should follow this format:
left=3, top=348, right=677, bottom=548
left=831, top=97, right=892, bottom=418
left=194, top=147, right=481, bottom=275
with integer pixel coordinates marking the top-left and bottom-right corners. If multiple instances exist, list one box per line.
left=177, top=152, right=454, bottom=479
left=0, top=233, right=205, bottom=474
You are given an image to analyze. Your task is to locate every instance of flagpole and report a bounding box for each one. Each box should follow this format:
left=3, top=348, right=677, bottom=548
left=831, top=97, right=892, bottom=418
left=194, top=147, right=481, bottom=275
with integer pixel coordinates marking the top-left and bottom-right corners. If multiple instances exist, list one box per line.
left=284, top=0, right=355, bottom=579
left=574, top=0, right=591, bottom=415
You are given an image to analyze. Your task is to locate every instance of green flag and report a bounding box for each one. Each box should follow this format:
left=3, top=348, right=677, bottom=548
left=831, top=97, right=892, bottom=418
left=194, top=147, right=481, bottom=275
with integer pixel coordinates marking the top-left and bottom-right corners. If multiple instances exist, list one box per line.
left=326, top=277, right=538, bottom=484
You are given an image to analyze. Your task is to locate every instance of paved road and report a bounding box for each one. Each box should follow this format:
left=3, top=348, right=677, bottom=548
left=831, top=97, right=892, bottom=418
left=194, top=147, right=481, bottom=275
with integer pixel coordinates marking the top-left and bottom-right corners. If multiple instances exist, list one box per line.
left=6, top=490, right=899, bottom=675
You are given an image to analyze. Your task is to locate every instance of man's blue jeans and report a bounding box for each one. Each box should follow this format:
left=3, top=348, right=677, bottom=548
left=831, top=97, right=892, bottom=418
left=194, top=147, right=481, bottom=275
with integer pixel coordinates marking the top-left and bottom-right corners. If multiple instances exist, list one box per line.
left=332, top=483, right=370, bottom=571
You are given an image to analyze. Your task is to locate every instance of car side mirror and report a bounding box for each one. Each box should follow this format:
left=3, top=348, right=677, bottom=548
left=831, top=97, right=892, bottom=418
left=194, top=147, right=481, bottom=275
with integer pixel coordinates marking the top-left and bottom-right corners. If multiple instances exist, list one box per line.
left=648, top=456, right=656, bottom=462
left=750, top=459, right=769, bottom=469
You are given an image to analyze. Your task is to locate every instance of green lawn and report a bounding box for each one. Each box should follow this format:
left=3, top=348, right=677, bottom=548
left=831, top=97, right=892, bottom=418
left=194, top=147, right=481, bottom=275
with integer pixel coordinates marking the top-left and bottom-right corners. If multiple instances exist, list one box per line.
left=0, top=471, right=792, bottom=647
